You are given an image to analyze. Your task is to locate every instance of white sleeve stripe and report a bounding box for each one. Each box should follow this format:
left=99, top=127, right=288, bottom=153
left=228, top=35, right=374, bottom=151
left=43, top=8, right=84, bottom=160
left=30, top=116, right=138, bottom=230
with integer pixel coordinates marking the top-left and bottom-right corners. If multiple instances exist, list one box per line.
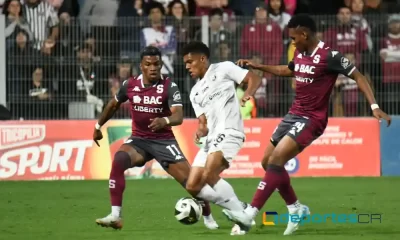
left=348, top=66, right=356, bottom=76
left=114, top=95, right=119, bottom=102
left=171, top=104, right=183, bottom=107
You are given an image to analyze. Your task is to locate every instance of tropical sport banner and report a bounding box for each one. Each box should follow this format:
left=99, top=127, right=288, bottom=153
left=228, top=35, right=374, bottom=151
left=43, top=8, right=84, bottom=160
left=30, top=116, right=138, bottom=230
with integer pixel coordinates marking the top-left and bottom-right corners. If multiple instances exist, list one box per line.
left=0, top=118, right=380, bottom=180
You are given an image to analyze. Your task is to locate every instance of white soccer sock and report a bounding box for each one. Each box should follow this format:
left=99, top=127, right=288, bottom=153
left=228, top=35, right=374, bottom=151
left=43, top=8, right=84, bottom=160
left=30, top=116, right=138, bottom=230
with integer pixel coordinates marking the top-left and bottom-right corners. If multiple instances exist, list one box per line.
left=287, top=200, right=301, bottom=210
left=212, top=178, right=245, bottom=211
left=197, top=184, right=224, bottom=203
left=111, top=206, right=121, bottom=217
left=203, top=214, right=215, bottom=221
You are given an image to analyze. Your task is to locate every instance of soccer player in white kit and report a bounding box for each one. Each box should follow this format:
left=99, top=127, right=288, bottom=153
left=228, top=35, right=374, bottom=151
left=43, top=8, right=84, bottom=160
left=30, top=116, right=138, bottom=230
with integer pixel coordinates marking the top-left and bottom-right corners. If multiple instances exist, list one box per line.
left=182, top=42, right=262, bottom=234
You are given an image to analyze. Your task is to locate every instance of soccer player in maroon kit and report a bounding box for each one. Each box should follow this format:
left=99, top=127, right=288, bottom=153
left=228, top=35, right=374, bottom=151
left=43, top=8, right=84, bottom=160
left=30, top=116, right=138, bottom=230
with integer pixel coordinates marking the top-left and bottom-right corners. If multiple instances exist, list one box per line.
left=223, top=14, right=391, bottom=235
left=93, top=46, right=219, bottom=230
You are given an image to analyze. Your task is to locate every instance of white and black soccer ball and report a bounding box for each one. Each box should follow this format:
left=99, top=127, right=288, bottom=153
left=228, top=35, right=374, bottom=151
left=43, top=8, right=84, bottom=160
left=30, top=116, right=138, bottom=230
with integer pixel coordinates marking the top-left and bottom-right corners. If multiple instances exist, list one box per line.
left=174, top=197, right=202, bottom=225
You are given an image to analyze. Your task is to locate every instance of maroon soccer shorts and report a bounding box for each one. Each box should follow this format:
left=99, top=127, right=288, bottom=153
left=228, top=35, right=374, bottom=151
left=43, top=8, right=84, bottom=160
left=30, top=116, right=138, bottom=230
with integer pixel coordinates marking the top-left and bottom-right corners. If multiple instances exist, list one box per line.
left=123, top=137, right=187, bottom=169
left=270, top=114, right=325, bottom=151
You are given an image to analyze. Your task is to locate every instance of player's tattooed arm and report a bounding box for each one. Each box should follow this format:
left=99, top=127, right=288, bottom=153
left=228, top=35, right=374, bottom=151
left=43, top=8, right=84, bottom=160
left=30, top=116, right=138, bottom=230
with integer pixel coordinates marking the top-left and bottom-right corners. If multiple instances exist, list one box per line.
left=236, top=59, right=294, bottom=77
left=327, top=51, right=391, bottom=126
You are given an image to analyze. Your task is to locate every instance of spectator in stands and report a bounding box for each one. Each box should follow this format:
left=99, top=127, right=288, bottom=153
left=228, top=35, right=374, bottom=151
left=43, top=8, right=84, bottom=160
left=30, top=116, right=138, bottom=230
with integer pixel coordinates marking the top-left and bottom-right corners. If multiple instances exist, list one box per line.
left=118, top=0, right=147, bottom=55
left=20, top=66, right=58, bottom=119
left=7, top=30, right=37, bottom=95
left=350, top=0, right=373, bottom=50
left=267, top=0, right=291, bottom=30
left=47, top=0, right=63, bottom=9
left=240, top=3, right=283, bottom=70
left=109, top=58, right=136, bottom=118
left=194, top=8, right=231, bottom=60
left=72, top=44, right=108, bottom=114
left=167, top=0, right=190, bottom=82
left=80, top=0, right=118, bottom=27
left=324, top=7, right=368, bottom=59
left=57, top=0, right=80, bottom=17
left=380, top=14, right=400, bottom=104
left=364, top=0, right=388, bottom=14
left=55, top=11, right=81, bottom=57
left=167, top=0, right=190, bottom=56
left=265, top=0, right=296, bottom=15
left=27, top=67, right=52, bottom=101
left=194, top=0, right=234, bottom=22
left=159, top=0, right=188, bottom=13
left=23, top=0, right=59, bottom=51
left=141, top=1, right=176, bottom=75
left=216, top=41, right=232, bottom=62
left=3, top=0, right=33, bottom=50
left=8, top=30, right=36, bottom=56
left=80, top=0, right=119, bottom=56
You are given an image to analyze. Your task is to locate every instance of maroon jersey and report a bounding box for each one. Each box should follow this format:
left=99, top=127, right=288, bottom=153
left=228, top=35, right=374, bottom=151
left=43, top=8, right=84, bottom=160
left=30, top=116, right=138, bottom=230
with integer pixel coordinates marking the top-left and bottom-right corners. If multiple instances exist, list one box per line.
left=115, top=75, right=182, bottom=139
left=288, top=41, right=356, bottom=128
left=380, top=35, right=400, bottom=83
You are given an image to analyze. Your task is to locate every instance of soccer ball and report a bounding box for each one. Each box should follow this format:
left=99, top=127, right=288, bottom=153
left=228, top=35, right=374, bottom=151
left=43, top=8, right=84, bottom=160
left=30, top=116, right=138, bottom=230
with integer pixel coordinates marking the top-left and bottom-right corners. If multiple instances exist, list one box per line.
left=174, top=197, right=202, bottom=225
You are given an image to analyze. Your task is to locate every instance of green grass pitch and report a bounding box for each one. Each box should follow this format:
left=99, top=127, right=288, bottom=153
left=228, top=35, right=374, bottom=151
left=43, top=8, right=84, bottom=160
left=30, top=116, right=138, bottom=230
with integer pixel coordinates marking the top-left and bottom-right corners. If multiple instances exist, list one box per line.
left=1, top=177, right=399, bottom=240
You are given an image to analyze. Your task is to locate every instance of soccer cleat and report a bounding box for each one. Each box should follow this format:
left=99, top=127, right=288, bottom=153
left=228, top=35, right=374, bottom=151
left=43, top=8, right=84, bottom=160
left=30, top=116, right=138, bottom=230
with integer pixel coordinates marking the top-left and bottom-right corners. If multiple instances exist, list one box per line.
left=95, top=214, right=123, bottom=230
left=283, top=204, right=311, bottom=235
left=222, top=209, right=253, bottom=233
left=203, top=217, right=219, bottom=230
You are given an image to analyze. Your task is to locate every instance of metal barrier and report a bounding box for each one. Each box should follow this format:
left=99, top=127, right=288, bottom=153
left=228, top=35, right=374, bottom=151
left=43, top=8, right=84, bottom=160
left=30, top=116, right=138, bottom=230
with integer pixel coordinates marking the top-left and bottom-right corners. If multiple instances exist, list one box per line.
left=2, top=14, right=399, bottom=120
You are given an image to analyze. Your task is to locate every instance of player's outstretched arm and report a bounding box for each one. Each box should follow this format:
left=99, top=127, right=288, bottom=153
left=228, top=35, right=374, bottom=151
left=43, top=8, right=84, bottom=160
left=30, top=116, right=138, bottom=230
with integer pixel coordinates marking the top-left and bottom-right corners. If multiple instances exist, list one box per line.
left=240, top=71, right=262, bottom=106
left=327, top=51, right=391, bottom=126
left=236, top=59, right=294, bottom=77
left=93, top=80, right=129, bottom=146
left=97, top=98, right=123, bottom=127
left=350, top=70, right=391, bottom=126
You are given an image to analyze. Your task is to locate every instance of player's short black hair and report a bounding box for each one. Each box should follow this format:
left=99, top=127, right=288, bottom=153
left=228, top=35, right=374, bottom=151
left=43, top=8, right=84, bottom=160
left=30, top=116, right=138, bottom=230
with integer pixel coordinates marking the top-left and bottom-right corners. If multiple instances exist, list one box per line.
left=287, top=14, right=317, bottom=33
left=140, top=46, right=162, bottom=60
left=182, top=41, right=210, bottom=58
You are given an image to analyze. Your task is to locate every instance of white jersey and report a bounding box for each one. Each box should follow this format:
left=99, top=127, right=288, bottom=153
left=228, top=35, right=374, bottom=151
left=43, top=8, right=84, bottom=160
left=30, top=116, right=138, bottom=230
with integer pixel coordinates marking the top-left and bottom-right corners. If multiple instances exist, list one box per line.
left=189, top=61, right=249, bottom=140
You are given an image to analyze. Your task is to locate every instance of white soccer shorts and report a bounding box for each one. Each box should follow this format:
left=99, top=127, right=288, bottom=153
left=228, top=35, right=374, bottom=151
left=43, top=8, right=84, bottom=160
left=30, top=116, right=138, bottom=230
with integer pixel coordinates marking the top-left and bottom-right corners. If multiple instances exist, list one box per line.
left=191, top=129, right=245, bottom=167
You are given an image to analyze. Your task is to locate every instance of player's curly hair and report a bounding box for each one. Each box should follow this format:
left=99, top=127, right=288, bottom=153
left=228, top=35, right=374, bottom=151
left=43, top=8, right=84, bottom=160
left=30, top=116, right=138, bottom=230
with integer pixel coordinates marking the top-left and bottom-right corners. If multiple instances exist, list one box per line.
left=287, top=14, right=317, bottom=33
left=182, top=41, right=210, bottom=58
left=140, top=46, right=162, bottom=60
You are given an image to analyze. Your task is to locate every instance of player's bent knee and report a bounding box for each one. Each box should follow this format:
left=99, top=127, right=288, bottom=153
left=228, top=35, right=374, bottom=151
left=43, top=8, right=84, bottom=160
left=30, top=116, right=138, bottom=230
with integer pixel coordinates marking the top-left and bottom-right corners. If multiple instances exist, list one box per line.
left=114, top=151, right=132, bottom=170
left=202, top=169, right=220, bottom=187
left=185, top=179, right=202, bottom=196
left=268, top=154, right=283, bottom=166
left=261, top=155, right=270, bottom=171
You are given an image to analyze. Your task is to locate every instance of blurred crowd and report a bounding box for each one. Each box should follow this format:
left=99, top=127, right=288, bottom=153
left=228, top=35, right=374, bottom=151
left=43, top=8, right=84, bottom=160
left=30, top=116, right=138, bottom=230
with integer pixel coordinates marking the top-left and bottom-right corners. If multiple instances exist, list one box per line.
left=2, top=0, right=400, bottom=120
